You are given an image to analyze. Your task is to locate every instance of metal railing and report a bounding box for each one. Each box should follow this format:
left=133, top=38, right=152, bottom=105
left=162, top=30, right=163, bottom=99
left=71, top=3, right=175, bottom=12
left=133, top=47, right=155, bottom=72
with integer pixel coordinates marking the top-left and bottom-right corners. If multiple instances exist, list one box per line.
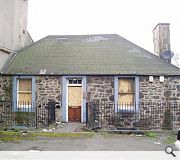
left=0, top=101, right=56, bottom=129
left=86, top=101, right=180, bottom=130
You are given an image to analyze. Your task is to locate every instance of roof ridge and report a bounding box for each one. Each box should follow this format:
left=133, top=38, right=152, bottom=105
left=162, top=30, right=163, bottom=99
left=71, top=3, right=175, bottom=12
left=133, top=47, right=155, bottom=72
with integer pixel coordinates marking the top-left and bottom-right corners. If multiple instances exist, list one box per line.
left=46, top=34, right=118, bottom=37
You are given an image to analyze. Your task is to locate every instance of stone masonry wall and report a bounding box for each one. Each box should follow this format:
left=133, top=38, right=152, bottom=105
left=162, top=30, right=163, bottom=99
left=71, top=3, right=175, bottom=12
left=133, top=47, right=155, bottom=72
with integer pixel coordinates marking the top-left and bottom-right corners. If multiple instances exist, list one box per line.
left=139, top=76, right=180, bottom=130
left=140, top=76, right=180, bottom=103
left=0, top=76, right=12, bottom=127
left=87, top=76, right=114, bottom=103
left=0, top=76, right=12, bottom=102
left=86, top=75, right=179, bottom=130
left=35, top=76, right=62, bottom=122
left=87, top=76, right=114, bottom=127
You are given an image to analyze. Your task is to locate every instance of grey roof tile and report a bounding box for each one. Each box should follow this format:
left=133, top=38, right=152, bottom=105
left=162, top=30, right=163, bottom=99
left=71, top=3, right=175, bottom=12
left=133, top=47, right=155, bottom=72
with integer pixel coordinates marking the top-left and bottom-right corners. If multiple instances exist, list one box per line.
left=4, top=34, right=180, bottom=75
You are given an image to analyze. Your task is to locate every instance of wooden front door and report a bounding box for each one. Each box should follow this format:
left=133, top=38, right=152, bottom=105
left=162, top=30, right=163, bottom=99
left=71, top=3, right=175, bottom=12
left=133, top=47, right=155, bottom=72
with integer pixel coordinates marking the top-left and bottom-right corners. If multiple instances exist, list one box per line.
left=68, top=86, right=82, bottom=122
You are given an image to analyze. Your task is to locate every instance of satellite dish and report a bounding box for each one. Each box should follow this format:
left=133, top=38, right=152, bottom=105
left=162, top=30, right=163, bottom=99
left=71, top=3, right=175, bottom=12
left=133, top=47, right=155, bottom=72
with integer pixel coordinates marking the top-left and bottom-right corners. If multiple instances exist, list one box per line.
left=161, top=50, right=174, bottom=59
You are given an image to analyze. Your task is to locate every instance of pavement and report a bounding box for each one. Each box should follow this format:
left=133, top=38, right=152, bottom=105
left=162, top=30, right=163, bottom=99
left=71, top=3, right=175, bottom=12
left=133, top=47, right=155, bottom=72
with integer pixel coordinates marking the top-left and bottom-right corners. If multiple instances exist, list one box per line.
left=54, top=122, right=85, bottom=132
left=0, top=133, right=174, bottom=151
left=0, top=123, right=177, bottom=151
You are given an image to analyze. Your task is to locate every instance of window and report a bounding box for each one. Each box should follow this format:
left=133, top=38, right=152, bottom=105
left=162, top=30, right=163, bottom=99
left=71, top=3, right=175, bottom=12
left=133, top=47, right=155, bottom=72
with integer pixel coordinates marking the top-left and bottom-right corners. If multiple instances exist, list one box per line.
left=68, top=78, right=82, bottom=85
left=13, top=76, right=35, bottom=112
left=17, top=79, right=32, bottom=106
left=115, top=77, right=138, bottom=111
left=118, top=78, right=135, bottom=105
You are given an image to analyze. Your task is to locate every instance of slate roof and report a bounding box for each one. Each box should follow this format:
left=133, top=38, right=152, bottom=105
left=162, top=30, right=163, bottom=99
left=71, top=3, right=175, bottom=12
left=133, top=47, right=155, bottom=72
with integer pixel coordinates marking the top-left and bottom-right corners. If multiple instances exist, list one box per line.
left=3, top=34, right=180, bottom=75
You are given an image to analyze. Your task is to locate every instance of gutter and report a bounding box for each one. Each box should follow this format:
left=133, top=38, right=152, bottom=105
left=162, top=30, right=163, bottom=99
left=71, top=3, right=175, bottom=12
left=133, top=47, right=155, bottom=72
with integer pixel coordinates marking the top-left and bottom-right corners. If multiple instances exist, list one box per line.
left=1, top=73, right=180, bottom=77
left=0, top=46, right=12, bottom=54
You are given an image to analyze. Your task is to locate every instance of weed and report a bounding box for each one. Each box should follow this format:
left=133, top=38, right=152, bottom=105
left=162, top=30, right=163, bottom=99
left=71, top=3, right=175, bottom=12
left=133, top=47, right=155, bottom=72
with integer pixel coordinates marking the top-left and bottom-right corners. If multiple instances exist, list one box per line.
left=145, top=131, right=157, bottom=138
left=0, top=131, right=35, bottom=142
left=0, top=131, right=94, bottom=143
left=32, top=132, right=94, bottom=138
left=164, top=136, right=176, bottom=144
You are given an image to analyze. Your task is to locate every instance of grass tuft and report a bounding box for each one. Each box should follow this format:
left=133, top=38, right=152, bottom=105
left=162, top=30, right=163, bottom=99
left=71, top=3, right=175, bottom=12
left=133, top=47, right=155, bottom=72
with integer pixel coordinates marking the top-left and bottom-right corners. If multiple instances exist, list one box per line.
left=164, top=136, right=176, bottom=144
left=0, top=131, right=94, bottom=143
left=145, top=131, right=157, bottom=138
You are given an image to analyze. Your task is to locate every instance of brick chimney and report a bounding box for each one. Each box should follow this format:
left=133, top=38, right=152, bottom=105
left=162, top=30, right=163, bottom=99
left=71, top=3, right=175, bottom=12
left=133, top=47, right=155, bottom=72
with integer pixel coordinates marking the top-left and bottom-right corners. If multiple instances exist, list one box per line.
left=153, top=23, right=171, bottom=63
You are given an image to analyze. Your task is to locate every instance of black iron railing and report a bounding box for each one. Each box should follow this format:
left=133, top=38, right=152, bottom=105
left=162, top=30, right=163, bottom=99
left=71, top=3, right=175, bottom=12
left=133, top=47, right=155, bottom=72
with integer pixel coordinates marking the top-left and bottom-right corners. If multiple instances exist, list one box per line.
left=86, top=101, right=180, bottom=130
left=0, top=101, right=56, bottom=129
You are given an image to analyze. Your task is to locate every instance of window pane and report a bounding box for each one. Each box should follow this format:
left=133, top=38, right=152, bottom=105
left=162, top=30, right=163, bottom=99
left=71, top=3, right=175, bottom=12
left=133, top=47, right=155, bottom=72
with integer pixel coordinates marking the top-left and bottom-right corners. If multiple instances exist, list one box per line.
left=18, top=93, right=32, bottom=105
left=118, top=78, right=135, bottom=108
left=118, top=79, right=134, bottom=93
left=118, top=93, right=134, bottom=105
left=78, top=80, right=82, bottom=84
left=72, top=79, right=77, bottom=84
left=19, top=79, right=32, bottom=92
left=18, top=79, right=32, bottom=105
left=69, top=79, right=82, bottom=84
left=69, top=80, right=73, bottom=84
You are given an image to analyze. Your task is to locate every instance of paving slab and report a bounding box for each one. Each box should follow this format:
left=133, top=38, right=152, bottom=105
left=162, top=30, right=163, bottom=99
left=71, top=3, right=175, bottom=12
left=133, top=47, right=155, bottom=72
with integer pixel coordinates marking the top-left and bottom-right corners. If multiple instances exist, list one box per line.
left=54, top=123, right=85, bottom=132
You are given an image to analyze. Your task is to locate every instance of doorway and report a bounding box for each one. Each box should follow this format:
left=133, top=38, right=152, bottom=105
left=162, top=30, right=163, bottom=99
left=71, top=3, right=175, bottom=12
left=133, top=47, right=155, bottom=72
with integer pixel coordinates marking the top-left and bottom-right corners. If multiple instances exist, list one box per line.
left=67, top=79, right=82, bottom=122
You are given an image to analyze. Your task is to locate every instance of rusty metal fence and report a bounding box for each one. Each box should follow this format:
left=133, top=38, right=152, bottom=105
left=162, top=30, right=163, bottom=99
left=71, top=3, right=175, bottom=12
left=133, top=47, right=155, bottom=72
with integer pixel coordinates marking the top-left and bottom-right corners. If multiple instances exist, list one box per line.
left=0, top=101, right=56, bottom=129
left=86, top=101, right=180, bottom=130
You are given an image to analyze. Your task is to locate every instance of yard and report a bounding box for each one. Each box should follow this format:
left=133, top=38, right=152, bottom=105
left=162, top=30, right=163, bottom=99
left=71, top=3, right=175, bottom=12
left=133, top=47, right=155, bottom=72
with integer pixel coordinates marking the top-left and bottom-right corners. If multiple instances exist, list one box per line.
left=0, top=130, right=177, bottom=151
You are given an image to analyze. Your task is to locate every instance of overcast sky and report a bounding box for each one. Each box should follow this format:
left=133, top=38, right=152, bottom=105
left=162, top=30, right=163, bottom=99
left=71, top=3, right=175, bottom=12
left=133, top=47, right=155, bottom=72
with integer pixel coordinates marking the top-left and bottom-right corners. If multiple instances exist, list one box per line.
left=27, top=0, right=180, bottom=66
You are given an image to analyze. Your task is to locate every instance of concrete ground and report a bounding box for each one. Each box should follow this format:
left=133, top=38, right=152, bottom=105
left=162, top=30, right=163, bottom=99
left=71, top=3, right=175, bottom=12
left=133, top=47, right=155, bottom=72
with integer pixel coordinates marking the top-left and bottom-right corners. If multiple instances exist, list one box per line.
left=0, top=123, right=177, bottom=151
left=54, top=122, right=86, bottom=132
left=0, top=133, right=175, bottom=151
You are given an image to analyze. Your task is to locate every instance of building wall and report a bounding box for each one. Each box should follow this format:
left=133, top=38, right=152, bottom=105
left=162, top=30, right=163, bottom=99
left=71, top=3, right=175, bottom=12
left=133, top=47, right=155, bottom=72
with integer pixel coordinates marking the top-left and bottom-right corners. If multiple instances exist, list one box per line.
left=0, top=75, right=179, bottom=129
left=86, top=76, right=114, bottom=103
left=35, top=76, right=62, bottom=121
left=0, top=0, right=30, bottom=50
left=0, top=50, right=11, bottom=71
left=139, top=76, right=180, bottom=129
left=0, top=0, right=33, bottom=71
left=139, top=76, right=180, bottom=103
left=0, top=75, right=12, bottom=101
left=34, top=75, right=179, bottom=105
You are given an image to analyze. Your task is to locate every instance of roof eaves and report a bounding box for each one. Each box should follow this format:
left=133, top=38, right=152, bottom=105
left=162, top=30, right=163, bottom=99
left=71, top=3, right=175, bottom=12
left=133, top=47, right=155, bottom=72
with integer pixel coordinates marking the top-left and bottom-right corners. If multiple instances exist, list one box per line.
left=1, top=72, right=180, bottom=76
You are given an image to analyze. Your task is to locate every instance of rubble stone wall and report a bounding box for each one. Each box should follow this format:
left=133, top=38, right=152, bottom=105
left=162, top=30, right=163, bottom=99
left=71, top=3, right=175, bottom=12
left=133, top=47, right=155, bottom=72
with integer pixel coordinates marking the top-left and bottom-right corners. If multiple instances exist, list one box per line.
left=35, top=76, right=62, bottom=122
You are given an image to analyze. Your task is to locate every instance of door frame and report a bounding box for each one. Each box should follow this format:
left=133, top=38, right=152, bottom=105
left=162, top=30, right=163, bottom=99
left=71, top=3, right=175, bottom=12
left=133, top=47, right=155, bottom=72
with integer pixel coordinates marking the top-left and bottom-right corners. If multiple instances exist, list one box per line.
left=67, top=81, right=82, bottom=122
left=62, top=76, right=87, bottom=123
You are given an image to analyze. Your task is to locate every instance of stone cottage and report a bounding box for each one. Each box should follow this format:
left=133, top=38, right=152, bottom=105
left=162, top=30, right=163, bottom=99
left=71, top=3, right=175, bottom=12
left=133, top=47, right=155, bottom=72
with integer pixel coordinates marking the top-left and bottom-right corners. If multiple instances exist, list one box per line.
left=0, top=23, right=179, bottom=129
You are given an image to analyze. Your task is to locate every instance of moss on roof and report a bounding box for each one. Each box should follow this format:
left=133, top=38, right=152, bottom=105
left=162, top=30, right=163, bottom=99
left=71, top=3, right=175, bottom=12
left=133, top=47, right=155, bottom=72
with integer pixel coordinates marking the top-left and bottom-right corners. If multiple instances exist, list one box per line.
left=4, top=34, right=180, bottom=75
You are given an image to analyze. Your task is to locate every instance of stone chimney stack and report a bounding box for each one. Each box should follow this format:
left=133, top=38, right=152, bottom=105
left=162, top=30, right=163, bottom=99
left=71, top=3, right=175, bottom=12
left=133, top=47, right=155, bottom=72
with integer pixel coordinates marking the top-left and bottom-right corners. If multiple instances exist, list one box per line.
left=153, top=23, right=171, bottom=63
